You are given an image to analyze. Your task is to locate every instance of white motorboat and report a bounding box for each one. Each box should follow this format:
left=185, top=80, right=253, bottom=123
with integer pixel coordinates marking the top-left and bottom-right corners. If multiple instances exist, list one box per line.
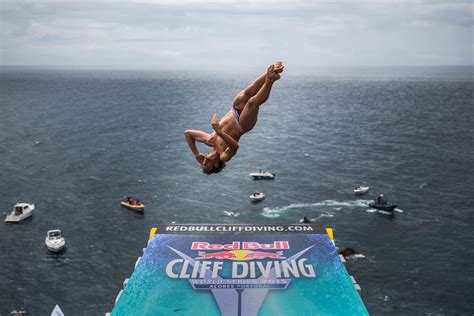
left=45, top=229, right=66, bottom=252
left=353, top=185, right=370, bottom=195
left=5, top=203, right=35, bottom=223
left=250, top=192, right=265, bottom=202
left=249, top=170, right=275, bottom=180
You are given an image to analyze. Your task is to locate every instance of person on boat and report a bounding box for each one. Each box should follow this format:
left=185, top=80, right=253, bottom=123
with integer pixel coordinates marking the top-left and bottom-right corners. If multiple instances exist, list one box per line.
left=184, top=62, right=284, bottom=174
left=377, top=195, right=385, bottom=204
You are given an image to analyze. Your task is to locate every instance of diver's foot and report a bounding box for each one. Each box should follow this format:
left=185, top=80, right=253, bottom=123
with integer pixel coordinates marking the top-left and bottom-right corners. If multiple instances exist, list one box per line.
left=266, top=65, right=281, bottom=82
left=271, top=72, right=281, bottom=81
left=273, top=61, right=284, bottom=73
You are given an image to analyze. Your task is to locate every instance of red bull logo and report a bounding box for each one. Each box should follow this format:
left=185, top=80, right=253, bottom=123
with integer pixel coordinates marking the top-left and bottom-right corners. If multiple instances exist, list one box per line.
left=191, top=241, right=289, bottom=251
left=196, top=249, right=286, bottom=261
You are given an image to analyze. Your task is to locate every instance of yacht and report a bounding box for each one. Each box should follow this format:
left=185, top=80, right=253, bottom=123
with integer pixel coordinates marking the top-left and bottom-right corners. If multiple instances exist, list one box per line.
left=249, top=170, right=275, bottom=180
left=5, top=203, right=35, bottom=223
left=45, top=229, right=66, bottom=252
left=353, top=185, right=370, bottom=195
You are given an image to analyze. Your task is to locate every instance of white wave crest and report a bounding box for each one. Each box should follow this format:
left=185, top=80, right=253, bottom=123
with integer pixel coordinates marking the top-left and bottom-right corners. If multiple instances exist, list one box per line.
left=312, top=213, right=335, bottom=221
left=419, top=182, right=428, bottom=189
left=347, top=254, right=366, bottom=259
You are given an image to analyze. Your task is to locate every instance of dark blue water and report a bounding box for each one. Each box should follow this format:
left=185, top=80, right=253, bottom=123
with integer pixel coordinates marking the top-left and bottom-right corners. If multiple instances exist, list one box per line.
left=1, top=66, right=473, bottom=315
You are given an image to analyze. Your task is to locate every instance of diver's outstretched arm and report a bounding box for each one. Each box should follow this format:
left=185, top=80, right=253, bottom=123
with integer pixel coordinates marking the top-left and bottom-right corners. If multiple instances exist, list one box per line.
left=184, top=130, right=215, bottom=146
left=184, top=130, right=214, bottom=162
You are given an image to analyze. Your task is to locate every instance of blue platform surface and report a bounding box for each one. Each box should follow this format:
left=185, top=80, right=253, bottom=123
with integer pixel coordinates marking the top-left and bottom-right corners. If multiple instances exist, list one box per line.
left=111, top=224, right=368, bottom=316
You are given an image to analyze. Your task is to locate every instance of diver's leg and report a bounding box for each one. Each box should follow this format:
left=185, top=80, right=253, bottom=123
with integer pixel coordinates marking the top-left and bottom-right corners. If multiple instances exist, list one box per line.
left=239, top=64, right=281, bottom=133
left=232, top=62, right=283, bottom=112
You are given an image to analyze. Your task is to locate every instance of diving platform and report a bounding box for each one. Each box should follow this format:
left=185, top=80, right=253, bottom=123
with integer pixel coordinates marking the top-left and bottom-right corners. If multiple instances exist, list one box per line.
left=109, top=224, right=368, bottom=315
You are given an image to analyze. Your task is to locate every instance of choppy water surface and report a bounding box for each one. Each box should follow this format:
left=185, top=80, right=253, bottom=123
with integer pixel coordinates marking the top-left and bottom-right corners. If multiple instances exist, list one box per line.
left=1, top=66, right=473, bottom=315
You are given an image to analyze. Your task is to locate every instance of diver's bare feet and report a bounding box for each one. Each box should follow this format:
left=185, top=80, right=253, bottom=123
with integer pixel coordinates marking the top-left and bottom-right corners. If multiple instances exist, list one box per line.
left=266, top=64, right=281, bottom=82
left=273, top=61, right=284, bottom=74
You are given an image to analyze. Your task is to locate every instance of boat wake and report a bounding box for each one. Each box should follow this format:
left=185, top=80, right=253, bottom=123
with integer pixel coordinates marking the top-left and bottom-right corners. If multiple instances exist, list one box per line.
left=366, top=208, right=404, bottom=214
left=262, top=199, right=371, bottom=218
left=223, top=211, right=240, bottom=217
left=347, top=254, right=366, bottom=259
left=312, top=213, right=334, bottom=221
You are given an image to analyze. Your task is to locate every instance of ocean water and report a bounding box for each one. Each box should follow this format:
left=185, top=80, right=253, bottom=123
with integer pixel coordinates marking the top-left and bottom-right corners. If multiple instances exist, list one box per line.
left=0, top=66, right=473, bottom=315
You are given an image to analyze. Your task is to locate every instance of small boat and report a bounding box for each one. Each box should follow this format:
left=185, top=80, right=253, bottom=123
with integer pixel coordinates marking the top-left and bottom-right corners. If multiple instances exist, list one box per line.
left=5, top=203, right=35, bottom=223
left=353, top=185, right=370, bottom=195
left=45, top=229, right=66, bottom=252
left=120, top=197, right=144, bottom=212
left=369, top=202, right=397, bottom=212
left=249, top=170, right=275, bottom=180
left=369, top=194, right=397, bottom=212
left=249, top=192, right=265, bottom=202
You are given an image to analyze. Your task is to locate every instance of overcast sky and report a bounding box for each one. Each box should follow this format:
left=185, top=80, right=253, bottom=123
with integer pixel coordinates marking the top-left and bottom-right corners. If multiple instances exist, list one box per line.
left=0, top=0, right=472, bottom=70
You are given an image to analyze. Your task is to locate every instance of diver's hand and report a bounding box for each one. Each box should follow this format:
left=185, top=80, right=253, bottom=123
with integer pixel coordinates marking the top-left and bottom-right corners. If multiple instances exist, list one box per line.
left=211, top=114, right=222, bottom=135
left=195, top=154, right=205, bottom=164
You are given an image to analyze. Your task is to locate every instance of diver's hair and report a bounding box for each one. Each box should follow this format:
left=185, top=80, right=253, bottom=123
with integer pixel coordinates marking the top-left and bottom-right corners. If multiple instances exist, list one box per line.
left=203, top=160, right=226, bottom=175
